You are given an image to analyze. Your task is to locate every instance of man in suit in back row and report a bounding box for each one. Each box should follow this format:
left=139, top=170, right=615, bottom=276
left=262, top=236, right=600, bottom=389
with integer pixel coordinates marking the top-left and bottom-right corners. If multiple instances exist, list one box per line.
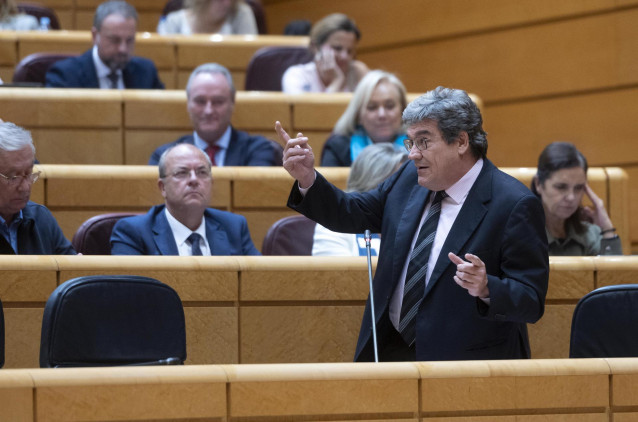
left=45, top=0, right=164, bottom=89
left=148, top=63, right=280, bottom=166
left=276, top=86, right=549, bottom=361
left=110, top=143, right=260, bottom=256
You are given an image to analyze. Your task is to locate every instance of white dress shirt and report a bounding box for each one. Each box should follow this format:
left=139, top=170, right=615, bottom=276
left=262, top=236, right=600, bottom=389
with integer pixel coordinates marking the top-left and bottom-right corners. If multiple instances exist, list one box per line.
left=389, top=159, right=484, bottom=329
left=164, top=208, right=210, bottom=256
left=92, top=46, right=123, bottom=89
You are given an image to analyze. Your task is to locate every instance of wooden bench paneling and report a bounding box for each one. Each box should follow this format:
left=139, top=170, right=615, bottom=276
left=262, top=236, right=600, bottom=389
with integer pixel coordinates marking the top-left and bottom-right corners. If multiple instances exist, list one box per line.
left=1, top=255, right=638, bottom=369
left=2, top=356, right=638, bottom=420
left=32, top=165, right=627, bottom=254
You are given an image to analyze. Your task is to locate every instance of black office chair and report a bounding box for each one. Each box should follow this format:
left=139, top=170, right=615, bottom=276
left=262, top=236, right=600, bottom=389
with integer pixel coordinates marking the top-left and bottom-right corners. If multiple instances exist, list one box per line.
left=17, top=2, right=61, bottom=29
left=262, top=215, right=316, bottom=255
left=569, top=284, right=638, bottom=358
left=12, top=52, right=75, bottom=86
left=244, top=46, right=313, bottom=91
left=72, top=212, right=140, bottom=255
left=40, top=275, right=186, bottom=368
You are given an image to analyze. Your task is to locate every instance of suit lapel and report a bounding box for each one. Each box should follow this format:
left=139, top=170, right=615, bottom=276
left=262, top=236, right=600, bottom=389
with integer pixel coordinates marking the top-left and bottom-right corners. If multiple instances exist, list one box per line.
left=81, top=51, right=100, bottom=88
left=392, top=184, right=430, bottom=284
left=204, top=210, right=229, bottom=255
left=152, top=210, right=179, bottom=255
left=223, top=128, right=239, bottom=166
left=424, top=161, right=493, bottom=297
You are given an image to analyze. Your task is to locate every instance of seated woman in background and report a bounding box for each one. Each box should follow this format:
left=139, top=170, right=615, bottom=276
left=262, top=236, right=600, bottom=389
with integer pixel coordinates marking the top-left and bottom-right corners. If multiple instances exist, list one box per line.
left=158, top=0, right=257, bottom=35
left=282, top=13, right=368, bottom=94
left=0, top=0, right=38, bottom=30
left=321, top=70, right=407, bottom=167
left=312, top=143, right=407, bottom=256
left=532, top=141, right=622, bottom=255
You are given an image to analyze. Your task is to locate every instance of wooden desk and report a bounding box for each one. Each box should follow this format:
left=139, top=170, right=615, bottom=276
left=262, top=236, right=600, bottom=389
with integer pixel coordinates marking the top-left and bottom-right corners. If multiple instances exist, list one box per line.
left=2, top=255, right=638, bottom=369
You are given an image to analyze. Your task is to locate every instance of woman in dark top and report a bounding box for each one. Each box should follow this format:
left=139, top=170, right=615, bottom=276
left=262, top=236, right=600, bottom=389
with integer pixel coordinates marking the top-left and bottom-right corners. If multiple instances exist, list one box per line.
left=320, top=70, right=408, bottom=167
left=532, top=141, right=622, bottom=255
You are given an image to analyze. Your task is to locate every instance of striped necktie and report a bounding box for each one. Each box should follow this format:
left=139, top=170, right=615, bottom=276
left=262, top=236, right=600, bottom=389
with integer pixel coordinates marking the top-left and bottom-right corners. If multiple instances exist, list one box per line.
left=187, top=233, right=203, bottom=256
left=398, top=190, right=447, bottom=346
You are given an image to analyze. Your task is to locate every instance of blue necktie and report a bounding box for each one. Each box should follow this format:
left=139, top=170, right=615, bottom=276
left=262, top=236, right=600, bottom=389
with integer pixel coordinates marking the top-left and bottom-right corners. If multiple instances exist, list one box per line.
left=187, top=233, right=203, bottom=256
left=399, top=191, right=446, bottom=346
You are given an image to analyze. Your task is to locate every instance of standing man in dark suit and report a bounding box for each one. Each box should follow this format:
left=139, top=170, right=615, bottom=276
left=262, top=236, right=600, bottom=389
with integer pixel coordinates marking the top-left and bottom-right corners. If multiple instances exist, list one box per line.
left=148, top=63, right=279, bottom=166
left=276, top=86, right=549, bottom=362
left=45, top=1, right=164, bottom=89
left=111, top=143, right=259, bottom=256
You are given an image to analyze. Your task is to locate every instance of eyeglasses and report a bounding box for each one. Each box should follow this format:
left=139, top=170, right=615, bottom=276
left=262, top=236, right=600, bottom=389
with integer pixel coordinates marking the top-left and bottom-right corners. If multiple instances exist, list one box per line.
left=168, top=168, right=211, bottom=180
left=403, top=137, right=429, bottom=153
left=0, top=171, right=41, bottom=186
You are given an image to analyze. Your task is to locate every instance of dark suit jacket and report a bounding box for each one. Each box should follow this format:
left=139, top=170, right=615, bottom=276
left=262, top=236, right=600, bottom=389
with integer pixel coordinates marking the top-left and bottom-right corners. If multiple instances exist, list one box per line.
left=288, top=159, right=549, bottom=361
left=0, top=202, right=75, bottom=255
left=110, top=205, right=260, bottom=256
left=320, top=134, right=352, bottom=167
left=45, top=49, right=164, bottom=89
left=148, top=129, right=280, bottom=166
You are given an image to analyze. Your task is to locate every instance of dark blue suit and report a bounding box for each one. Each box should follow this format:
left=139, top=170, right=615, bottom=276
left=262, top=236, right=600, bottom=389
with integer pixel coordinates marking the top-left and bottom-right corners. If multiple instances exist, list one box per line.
left=288, top=159, right=549, bottom=361
left=148, top=129, right=280, bottom=166
left=45, top=49, right=164, bottom=89
left=110, top=205, right=260, bottom=255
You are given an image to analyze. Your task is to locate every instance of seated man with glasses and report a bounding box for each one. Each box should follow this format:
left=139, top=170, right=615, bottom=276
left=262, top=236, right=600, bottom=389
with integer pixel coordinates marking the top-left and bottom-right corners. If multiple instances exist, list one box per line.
left=0, top=122, right=75, bottom=254
left=111, top=143, right=260, bottom=255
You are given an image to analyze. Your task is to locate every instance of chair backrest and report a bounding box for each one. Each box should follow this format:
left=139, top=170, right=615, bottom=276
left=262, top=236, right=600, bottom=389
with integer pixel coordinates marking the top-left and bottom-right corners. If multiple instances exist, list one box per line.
left=569, top=284, right=638, bottom=358
left=40, top=275, right=186, bottom=368
left=245, top=0, right=267, bottom=34
left=262, top=215, right=316, bottom=255
left=161, top=0, right=183, bottom=17
left=72, top=212, right=140, bottom=255
left=17, top=2, right=61, bottom=29
left=12, top=52, right=75, bottom=85
left=244, top=46, right=313, bottom=91
left=161, top=0, right=266, bottom=34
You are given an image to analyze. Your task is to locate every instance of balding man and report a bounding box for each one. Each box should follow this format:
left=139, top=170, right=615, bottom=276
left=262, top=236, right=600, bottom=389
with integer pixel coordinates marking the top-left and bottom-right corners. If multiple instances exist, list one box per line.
left=111, top=143, right=259, bottom=255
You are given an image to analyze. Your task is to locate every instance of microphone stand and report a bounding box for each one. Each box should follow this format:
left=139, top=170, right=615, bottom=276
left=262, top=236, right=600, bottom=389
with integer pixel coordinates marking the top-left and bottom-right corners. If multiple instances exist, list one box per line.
left=364, top=230, right=379, bottom=363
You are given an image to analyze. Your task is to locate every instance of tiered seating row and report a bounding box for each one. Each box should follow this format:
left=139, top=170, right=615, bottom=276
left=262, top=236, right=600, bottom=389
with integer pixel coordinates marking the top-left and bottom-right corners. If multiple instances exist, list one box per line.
left=29, top=165, right=628, bottom=257
left=2, top=255, right=637, bottom=369
left=0, top=88, right=349, bottom=166
left=0, top=31, right=308, bottom=89
left=1, top=359, right=637, bottom=421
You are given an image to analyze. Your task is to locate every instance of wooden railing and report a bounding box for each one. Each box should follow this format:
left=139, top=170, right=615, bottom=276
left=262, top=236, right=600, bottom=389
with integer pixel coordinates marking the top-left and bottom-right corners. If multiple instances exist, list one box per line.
left=2, top=255, right=637, bottom=369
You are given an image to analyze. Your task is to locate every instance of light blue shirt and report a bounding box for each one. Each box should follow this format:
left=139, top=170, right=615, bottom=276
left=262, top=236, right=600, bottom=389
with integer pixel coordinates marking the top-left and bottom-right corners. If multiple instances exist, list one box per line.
left=193, top=126, right=232, bottom=166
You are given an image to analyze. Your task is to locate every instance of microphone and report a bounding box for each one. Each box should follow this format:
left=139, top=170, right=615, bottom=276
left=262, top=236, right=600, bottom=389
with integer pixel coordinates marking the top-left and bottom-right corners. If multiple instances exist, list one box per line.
left=364, top=230, right=379, bottom=363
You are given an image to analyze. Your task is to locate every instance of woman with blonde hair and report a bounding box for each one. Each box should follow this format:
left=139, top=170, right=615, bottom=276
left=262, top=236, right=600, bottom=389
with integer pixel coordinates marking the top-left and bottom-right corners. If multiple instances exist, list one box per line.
left=282, top=13, right=368, bottom=94
left=0, top=0, right=38, bottom=30
left=321, top=70, right=407, bottom=166
left=158, top=0, right=257, bottom=35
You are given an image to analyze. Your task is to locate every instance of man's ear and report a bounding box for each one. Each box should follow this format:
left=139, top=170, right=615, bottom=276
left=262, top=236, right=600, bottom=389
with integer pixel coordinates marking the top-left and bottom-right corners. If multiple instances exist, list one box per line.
left=91, top=27, right=98, bottom=44
left=158, top=178, right=166, bottom=199
left=457, top=131, right=470, bottom=154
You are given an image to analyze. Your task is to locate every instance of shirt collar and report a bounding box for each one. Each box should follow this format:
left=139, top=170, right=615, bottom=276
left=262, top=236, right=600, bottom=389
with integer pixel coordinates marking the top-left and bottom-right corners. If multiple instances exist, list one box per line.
left=164, top=207, right=206, bottom=247
left=443, top=158, right=483, bottom=205
left=92, top=45, right=119, bottom=79
left=0, top=209, right=23, bottom=227
left=193, top=126, right=232, bottom=150
left=546, top=224, right=590, bottom=249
